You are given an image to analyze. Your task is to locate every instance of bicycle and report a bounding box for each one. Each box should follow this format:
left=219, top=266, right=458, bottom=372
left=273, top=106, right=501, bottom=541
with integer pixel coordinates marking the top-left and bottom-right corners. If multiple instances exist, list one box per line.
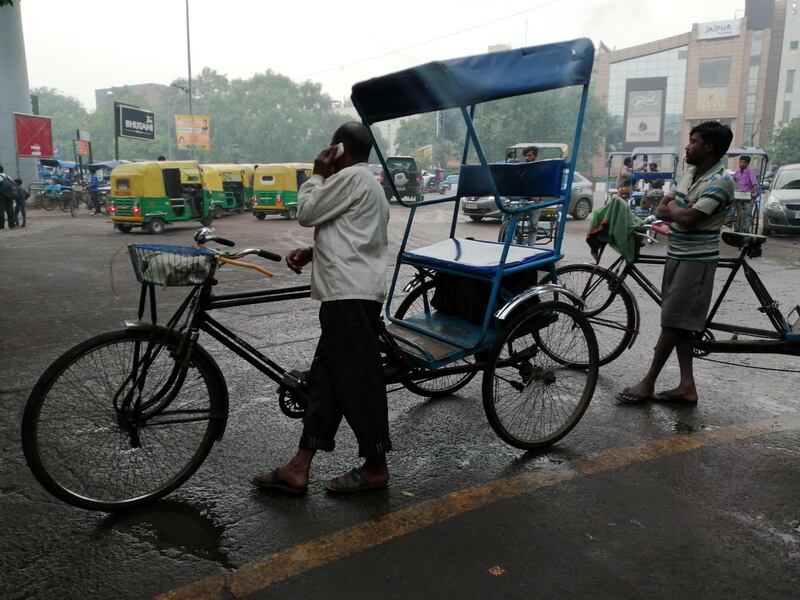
left=58, top=185, right=84, bottom=217
left=21, top=228, right=599, bottom=511
left=730, top=191, right=759, bottom=234
left=549, top=224, right=800, bottom=366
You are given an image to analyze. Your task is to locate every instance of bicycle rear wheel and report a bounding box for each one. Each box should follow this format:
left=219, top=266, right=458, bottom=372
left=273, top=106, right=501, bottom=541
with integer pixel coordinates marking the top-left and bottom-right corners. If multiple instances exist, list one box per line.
left=21, top=328, right=226, bottom=511
left=482, top=301, right=598, bottom=450
left=59, top=191, right=73, bottom=213
left=70, top=195, right=80, bottom=218
left=38, top=192, right=56, bottom=211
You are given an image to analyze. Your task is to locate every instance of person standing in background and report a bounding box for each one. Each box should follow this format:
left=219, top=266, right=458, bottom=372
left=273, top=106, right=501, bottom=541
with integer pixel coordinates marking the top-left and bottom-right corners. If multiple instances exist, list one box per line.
left=13, top=178, right=29, bottom=227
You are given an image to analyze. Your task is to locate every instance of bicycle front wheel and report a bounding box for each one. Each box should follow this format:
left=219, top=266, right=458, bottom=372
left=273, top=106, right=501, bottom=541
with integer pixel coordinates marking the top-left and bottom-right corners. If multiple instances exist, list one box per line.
left=69, top=195, right=79, bottom=218
left=551, top=264, right=637, bottom=366
left=482, top=302, right=598, bottom=450
left=21, top=328, right=226, bottom=511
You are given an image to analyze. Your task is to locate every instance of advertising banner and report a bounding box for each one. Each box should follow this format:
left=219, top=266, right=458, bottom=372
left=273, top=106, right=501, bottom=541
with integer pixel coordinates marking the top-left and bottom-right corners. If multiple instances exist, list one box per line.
left=74, top=139, right=90, bottom=157
left=623, top=77, right=667, bottom=150
left=14, top=113, right=54, bottom=158
left=175, top=114, right=211, bottom=150
left=118, top=105, right=155, bottom=140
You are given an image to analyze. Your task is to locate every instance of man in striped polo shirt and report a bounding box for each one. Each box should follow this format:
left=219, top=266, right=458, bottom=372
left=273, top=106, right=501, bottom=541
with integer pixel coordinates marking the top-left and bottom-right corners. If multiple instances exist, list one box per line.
left=618, top=121, right=734, bottom=405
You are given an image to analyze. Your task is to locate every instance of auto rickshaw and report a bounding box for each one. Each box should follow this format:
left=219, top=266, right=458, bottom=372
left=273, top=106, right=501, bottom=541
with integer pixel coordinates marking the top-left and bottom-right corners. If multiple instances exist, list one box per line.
left=199, top=164, right=255, bottom=218
left=251, top=163, right=312, bottom=220
left=109, top=160, right=212, bottom=234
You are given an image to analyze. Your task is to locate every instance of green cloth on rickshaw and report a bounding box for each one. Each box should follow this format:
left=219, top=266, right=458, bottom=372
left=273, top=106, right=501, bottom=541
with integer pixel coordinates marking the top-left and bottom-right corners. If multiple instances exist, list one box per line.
left=586, top=195, right=644, bottom=264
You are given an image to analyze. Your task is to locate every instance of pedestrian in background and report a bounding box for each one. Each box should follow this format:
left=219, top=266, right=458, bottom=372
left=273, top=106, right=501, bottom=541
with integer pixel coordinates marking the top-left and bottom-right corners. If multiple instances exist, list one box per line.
left=87, top=171, right=101, bottom=215
left=0, top=164, right=18, bottom=230
left=14, top=178, right=29, bottom=227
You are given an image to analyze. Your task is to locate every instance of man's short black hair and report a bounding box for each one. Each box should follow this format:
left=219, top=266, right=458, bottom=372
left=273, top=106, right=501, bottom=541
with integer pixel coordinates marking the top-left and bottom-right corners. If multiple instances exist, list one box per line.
left=0, top=164, right=4, bottom=173
left=332, top=121, right=372, bottom=162
left=623, top=157, right=632, bottom=167
left=14, top=178, right=22, bottom=185
left=739, top=155, right=751, bottom=164
left=648, top=162, right=658, bottom=168
left=523, top=146, right=538, bottom=157
left=690, top=121, right=733, bottom=160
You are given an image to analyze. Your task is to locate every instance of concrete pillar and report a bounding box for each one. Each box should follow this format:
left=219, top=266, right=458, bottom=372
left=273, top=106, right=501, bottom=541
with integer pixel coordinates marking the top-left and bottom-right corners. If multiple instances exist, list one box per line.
left=0, top=1, right=37, bottom=184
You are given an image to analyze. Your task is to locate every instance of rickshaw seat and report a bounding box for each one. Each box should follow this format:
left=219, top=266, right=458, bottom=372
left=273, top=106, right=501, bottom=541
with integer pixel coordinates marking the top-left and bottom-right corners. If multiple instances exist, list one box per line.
left=402, top=238, right=556, bottom=277
left=456, top=159, right=564, bottom=198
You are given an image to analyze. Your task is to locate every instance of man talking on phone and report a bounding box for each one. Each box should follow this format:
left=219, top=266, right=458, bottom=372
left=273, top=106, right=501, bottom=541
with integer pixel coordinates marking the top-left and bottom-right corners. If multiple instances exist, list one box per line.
left=252, top=121, right=392, bottom=495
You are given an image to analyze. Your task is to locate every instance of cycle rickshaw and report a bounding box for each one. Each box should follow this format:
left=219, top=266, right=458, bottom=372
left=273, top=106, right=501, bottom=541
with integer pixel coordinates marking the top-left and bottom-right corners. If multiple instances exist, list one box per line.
left=21, top=38, right=600, bottom=511
left=725, top=146, right=768, bottom=234
left=628, top=146, right=678, bottom=219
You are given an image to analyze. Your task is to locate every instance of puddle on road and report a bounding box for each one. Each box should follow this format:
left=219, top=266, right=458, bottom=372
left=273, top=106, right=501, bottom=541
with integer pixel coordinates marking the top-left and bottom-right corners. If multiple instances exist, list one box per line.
left=98, top=499, right=236, bottom=569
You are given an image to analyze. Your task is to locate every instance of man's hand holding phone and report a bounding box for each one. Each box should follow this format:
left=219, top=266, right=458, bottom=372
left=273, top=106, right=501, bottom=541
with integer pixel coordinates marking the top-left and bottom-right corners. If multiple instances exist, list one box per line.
left=312, top=143, right=344, bottom=178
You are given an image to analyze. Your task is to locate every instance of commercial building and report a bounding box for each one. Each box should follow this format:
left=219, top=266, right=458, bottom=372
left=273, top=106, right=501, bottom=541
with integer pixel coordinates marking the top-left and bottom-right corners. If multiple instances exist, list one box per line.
left=591, top=0, right=785, bottom=176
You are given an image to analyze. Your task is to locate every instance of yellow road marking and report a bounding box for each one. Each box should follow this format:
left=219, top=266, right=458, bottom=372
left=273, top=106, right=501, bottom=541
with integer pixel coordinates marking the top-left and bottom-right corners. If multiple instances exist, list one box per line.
left=157, top=417, right=800, bottom=600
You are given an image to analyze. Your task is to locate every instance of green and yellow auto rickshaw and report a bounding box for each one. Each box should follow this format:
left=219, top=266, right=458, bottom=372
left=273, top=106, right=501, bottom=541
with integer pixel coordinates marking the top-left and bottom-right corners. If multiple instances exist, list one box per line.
left=251, top=163, right=312, bottom=220
left=109, top=161, right=212, bottom=234
left=200, top=163, right=256, bottom=218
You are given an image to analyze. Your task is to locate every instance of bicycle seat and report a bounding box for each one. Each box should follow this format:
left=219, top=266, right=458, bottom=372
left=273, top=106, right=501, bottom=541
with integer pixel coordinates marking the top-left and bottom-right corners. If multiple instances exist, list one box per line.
left=721, top=231, right=766, bottom=248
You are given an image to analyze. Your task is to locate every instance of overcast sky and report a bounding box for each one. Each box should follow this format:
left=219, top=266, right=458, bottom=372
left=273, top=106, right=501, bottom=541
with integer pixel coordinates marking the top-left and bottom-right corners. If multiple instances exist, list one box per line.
left=19, top=0, right=745, bottom=111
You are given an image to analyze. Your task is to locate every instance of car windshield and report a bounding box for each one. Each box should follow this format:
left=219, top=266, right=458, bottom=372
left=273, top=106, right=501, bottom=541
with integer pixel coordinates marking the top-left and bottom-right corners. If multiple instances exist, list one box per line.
left=774, top=168, right=800, bottom=190
left=387, top=158, right=417, bottom=172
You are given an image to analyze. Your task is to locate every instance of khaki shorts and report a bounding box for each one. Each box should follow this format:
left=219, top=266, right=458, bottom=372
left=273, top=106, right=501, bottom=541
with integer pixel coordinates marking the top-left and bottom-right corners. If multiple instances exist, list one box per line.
left=660, top=258, right=717, bottom=331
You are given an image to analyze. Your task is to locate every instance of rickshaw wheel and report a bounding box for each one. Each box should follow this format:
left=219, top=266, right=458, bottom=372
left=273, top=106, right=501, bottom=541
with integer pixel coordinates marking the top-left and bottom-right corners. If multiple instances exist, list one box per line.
left=200, top=216, right=213, bottom=227
left=116, top=223, right=133, bottom=233
left=213, top=205, right=224, bottom=219
left=147, top=218, right=166, bottom=234
left=255, top=212, right=266, bottom=221
left=284, top=207, right=297, bottom=220
left=394, top=282, right=477, bottom=398
left=482, top=301, right=598, bottom=450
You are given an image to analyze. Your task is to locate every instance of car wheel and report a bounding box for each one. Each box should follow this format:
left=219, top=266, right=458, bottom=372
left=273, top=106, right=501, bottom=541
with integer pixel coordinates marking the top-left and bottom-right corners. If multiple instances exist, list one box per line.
left=572, top=198, right=592, bottom=220
left=469, top=215, right=484, bottom=222
left=147, top=217, right=166, bottom=234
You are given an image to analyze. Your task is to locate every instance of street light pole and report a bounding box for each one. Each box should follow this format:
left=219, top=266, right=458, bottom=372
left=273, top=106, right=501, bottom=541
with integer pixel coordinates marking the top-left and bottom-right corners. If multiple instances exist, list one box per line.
left=185, top=0, right=193, bottom=118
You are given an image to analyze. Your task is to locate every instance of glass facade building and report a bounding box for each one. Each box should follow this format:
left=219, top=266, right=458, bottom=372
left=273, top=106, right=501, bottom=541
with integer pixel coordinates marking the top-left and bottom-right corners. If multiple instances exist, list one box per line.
left=607, top=47, right=688, bottom=150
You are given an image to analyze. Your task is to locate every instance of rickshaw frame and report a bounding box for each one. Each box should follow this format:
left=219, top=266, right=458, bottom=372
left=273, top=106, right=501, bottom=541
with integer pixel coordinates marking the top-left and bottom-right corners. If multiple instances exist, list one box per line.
left=352, top=38, right=597, bottom=364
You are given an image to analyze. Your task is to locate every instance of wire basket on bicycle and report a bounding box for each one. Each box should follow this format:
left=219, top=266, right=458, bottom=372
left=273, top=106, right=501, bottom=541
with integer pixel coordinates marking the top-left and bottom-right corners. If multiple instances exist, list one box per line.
left=128, top=243, right=216, bottom=286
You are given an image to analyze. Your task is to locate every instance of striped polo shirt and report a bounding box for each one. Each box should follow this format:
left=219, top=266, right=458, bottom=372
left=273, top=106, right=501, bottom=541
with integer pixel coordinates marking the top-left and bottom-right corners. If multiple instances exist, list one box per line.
left=668, top=160, right=734, bottom=261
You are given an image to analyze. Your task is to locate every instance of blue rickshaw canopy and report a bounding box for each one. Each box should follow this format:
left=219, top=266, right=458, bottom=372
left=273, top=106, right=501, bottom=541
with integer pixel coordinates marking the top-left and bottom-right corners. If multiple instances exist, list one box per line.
left=351, top=37, right=594, bottom=123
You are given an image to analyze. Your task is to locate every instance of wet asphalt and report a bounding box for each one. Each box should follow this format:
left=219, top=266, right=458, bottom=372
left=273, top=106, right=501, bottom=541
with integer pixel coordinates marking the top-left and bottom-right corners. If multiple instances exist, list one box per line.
left=1, top=198, right=799, bottom=599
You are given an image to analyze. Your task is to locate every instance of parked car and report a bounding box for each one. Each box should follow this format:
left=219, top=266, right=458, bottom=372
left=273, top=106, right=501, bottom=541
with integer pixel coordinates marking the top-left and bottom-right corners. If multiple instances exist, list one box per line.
left=762, top=163, right=800, bottom=235
left=379, top=156, right=423, bottom=201
left=461, top=170, right=594, bottom=221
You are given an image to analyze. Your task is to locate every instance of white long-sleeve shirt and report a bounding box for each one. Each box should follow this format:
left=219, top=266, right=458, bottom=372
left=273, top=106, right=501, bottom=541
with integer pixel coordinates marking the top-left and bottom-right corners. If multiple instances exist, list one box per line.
left=297, top=162, right=390, bottom=302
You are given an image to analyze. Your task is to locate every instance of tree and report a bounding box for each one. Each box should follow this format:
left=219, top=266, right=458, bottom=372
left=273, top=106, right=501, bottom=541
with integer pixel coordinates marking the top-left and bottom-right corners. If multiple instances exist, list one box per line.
left=767, top=119, right=800, bottom=166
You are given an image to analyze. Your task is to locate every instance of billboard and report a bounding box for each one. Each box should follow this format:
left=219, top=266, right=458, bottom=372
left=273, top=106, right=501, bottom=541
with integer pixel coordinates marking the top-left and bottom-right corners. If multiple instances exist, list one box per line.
left=175, top=114, right=211, bottom=150
left=14, top=113, right=54, bottom=158
left=118, top=105, right=155, bottom=140
left=623, top=77, right=667, bottom=150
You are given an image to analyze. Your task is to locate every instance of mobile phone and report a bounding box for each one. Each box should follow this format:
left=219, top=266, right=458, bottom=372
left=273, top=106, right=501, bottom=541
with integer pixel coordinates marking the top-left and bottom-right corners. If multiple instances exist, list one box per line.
left=334, top=142, right=344, bottom=158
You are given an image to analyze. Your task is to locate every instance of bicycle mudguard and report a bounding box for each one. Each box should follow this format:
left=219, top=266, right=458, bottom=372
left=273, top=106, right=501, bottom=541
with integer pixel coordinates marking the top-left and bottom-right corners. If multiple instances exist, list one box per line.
left=494, top=283, right=585, bottom=321
left=123, top=322, right=230, bottom=440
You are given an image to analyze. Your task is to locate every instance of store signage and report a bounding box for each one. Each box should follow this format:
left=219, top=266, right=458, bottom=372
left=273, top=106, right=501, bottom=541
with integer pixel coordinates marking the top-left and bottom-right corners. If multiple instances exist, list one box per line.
left=697, top=19, right=741, bottom=40
left=118, top=105, right=155, bottom=140
left=623, top=77, right=667, bottom=149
